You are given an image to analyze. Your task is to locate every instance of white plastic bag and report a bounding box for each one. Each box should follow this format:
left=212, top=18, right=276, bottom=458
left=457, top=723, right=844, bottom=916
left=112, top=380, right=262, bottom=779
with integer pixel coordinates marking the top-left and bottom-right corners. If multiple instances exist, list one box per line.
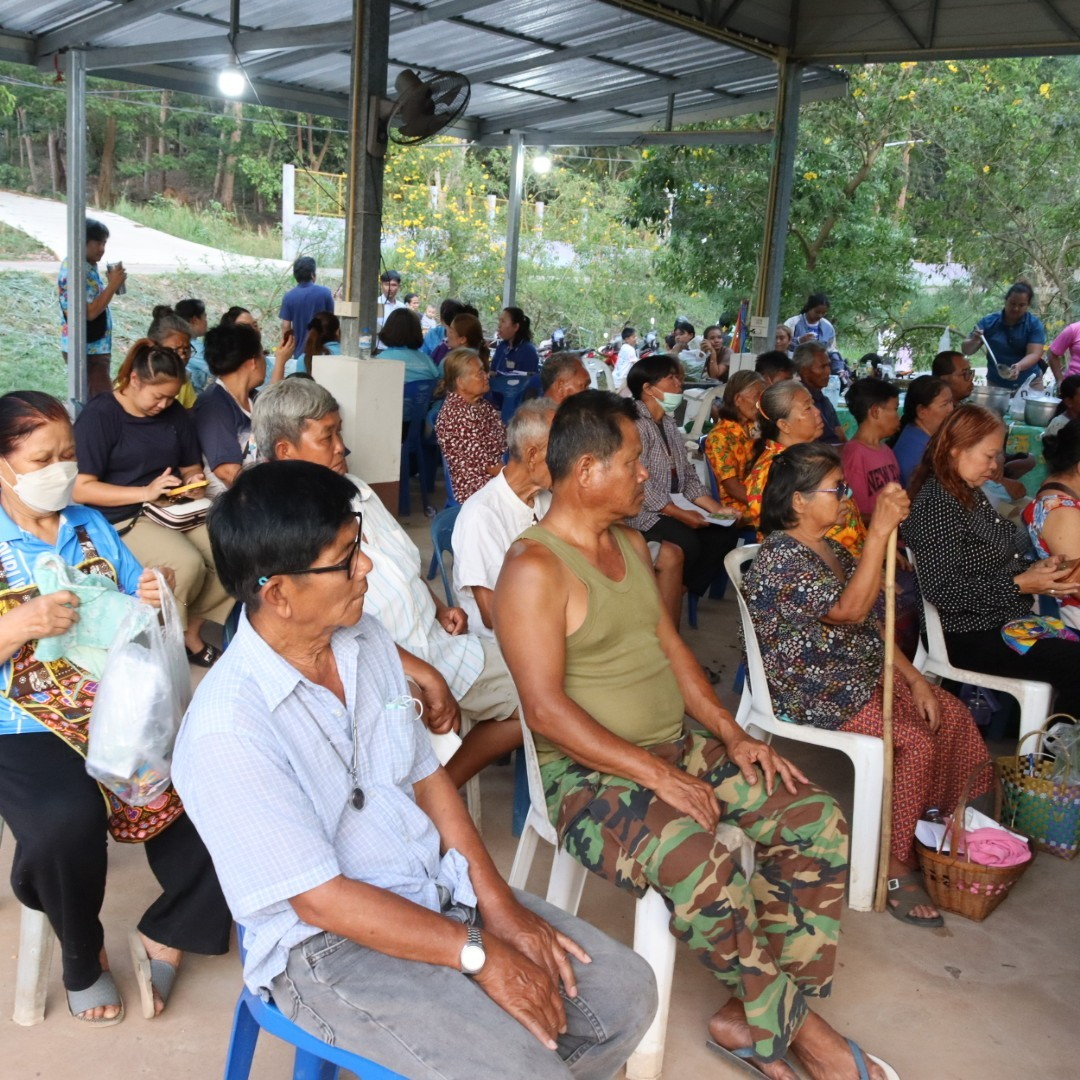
left=86, top=572, right=191, bottom=805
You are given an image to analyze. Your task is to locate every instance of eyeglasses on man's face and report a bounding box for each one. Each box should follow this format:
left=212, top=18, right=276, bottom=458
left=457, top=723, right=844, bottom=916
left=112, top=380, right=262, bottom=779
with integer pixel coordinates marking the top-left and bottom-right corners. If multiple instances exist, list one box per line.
left=257, top=514, right=363, bottom=587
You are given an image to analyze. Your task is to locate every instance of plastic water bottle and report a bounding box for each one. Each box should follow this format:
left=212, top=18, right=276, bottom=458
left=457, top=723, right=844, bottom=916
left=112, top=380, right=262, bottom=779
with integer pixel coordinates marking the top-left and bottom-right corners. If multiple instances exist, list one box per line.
left=358, top=327, right=372, bottom=360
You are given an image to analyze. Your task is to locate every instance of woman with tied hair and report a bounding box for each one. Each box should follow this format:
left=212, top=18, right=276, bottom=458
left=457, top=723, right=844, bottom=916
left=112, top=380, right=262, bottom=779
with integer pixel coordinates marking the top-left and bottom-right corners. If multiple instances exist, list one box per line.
left=703, top=370, right=765, bottom=517
left=175, top=298, right=210, bottom=392
left=784, top=293, right=837, bottom=357
left=962, top=281, right=1046, bottom=393
left=146, top=305, right=197, bottom=408
left=743, top=442, right=990, bottom=929
left=446, top=312, right=491, bottom=368
left=73, top=339, right=232, bottom=667
left=888, top=375, right=953, bottom=487
left=300, top=310, right=341, bottom=379
left=905, top=405, right=1080, bottom=714
left=745, top=380, right=866, bottom=555
left=0, top=390, right=230, bottom=1026
left=434, top=348, right=507, bottom=503
left=491, top=306, right=539, bottom=376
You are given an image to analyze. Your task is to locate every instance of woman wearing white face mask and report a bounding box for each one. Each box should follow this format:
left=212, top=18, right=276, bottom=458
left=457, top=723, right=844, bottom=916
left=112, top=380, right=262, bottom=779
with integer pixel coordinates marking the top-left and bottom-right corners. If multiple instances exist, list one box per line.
left=0, top=391, right=232, bottom=1028
left=624, top=355, right=740, bottom=601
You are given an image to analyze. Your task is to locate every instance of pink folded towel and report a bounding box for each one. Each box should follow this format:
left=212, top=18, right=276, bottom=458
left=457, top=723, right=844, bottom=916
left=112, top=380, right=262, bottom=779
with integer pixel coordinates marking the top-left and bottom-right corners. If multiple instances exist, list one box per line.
left=961, top=828, right=1032, bottom=868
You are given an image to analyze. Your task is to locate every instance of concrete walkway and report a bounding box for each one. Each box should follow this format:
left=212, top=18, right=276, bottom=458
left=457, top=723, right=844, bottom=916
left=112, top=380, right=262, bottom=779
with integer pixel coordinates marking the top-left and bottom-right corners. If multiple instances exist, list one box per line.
left=0, top=190, right=292, bottom=274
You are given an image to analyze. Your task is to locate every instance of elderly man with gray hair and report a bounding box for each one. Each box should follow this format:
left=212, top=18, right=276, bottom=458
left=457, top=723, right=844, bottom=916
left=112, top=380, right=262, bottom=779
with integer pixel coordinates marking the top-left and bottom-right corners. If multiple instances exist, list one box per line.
left=541, top=352, right=591, bottom=406
left=793, top=341, right=846, bottom=445
left=251, top=378, right=520, bottom=788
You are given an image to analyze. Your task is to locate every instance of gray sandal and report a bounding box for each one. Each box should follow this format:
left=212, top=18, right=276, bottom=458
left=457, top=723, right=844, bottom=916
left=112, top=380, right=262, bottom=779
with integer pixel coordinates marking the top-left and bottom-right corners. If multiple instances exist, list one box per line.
left=128, top=929, right=179, bottom=1019
left=66, top=969, right=125, bottom=1026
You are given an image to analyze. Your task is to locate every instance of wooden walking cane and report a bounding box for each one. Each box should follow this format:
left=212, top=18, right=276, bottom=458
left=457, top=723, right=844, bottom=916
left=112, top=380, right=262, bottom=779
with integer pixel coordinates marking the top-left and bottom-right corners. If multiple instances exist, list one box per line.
left=873, top=530, right=899, bottom=912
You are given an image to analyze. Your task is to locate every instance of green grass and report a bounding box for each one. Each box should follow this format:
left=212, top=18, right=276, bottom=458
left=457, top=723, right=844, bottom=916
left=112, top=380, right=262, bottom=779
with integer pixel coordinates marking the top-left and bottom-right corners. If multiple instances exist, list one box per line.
left=1, top=265, right=342, bottom=400
left=0, top=222, right=53, bottom=260
left=112, top=196, right=284, bottom=260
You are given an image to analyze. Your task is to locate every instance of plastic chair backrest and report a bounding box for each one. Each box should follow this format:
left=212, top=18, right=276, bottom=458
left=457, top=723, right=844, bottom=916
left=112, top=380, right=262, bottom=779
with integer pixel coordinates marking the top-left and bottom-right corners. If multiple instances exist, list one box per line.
left=583, top=359, right=611, bottom=391
left=723, top=544, right=780, bottom=718
left=518, top=702, right=559, bottom=846
left=907, top=550, right=949, bottom=656
left=402, top=378, right=436, bottom=429
left=430, top=505, right=460, bottom=606
left=438, top=447, right=458, bottom=506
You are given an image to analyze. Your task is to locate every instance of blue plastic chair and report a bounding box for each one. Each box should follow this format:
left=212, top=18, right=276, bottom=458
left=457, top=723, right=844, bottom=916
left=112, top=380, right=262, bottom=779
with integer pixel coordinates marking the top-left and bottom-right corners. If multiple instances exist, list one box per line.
left=399, top=379, right=437, bottom=516
left=427, top=505, right=460, bottom=606
left=223, top=930, right=405, bottom=1080
left=488, top=373, right=540, bottom=423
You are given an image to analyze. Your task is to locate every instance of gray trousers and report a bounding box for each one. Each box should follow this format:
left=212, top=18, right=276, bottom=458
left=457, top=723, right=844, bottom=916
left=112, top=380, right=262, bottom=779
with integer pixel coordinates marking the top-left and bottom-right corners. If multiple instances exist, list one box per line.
left=269, top=889, right=657, bottom=1080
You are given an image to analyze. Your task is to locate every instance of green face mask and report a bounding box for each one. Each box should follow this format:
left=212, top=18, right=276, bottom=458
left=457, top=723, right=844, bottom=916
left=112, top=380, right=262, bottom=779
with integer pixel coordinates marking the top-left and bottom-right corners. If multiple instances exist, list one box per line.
left=659, top=391, right=684, bottom=414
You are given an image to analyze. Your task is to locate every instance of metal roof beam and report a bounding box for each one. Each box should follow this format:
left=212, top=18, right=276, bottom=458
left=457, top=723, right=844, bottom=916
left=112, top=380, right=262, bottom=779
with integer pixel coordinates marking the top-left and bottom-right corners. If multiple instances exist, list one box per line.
left=477, top=58, right=766, bottom=134
left=36, top=0, right=183, bottom=57
left=474, top=126, right=772, bottom=147
left=462, top=26, right=647, bottom=84
left=242, top=46, right=332, bottom=76
left=1033, top=0, right=1080, bottom=39
left=0, top=30, right=35, bottom=65
left=389, top=0, right=506, bottom=32
left=877, top=0, right=928, bottom=49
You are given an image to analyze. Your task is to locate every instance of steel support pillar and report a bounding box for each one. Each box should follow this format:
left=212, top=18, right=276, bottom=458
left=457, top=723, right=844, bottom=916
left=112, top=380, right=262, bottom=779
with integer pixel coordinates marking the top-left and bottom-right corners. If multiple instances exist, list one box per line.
left=342, top=0, right=390, bottom=354
left=65, top=48, right=88, bottom=415
left=502, top=132, right=525, bottom=310
left=752, top=56, right=803, bottom=353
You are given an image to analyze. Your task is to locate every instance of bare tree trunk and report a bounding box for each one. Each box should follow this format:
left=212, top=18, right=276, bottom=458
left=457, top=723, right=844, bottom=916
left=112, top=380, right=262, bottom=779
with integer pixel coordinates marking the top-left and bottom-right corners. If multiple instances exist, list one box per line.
left=143, top=135, right=153, bottom=195
left=96, top=113, right=117, bottom=208
left=17, top=109, right=40, bottom=193
left=219, top=100, right=243, bottom=211
left=47, top=130, right=61, bottom=193
left=158, top=90, right=170, bottom=191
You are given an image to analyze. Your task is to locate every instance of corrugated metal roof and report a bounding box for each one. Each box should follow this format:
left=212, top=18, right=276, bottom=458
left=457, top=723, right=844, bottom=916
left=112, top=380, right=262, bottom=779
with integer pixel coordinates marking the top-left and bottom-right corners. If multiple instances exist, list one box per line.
left=1, top=1, right=1077, bottom=140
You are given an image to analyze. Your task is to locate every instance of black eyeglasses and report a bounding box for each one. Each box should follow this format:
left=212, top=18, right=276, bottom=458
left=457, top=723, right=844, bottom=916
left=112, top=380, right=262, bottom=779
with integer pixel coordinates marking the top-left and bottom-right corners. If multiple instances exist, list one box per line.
left=806, top=482, right=853, bottom=501
left=257, top=514, right=362, bottom=588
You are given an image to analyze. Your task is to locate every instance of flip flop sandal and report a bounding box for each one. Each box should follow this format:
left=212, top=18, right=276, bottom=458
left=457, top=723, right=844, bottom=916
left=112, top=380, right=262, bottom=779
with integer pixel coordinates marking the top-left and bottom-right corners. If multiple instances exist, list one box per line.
left=66, top=969, right=125, bottom=1027
left=185, top=641, right=221, bottom=668
left=886, top=872, right=944, bottom=928
left=129, top=929, right=178, bottom=1020
left=706, top=1039, right=798, bottom=1077
left=847, top=1038, right=901, bottom=1080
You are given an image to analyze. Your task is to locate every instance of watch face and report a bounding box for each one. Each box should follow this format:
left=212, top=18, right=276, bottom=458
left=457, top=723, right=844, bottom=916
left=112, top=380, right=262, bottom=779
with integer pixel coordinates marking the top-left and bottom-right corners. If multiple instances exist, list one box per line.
left=461, top=943, right=486, bottom=974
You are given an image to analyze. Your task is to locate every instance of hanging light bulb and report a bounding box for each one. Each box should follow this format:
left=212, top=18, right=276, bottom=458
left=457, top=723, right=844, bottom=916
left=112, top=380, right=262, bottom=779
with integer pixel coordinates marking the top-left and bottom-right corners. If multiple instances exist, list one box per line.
left=532, top=149, right=553, bottom=175
left=218, top=63, right=246, bottom=97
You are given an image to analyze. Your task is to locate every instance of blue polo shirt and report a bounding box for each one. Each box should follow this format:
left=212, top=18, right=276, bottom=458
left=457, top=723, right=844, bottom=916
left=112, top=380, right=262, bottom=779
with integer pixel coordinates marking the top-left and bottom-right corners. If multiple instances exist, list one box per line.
left=0, top=504, right=143, bottom=735
left=977, top=311, right=1046, bottom=391
left=279, top=281, right=335, bottom=358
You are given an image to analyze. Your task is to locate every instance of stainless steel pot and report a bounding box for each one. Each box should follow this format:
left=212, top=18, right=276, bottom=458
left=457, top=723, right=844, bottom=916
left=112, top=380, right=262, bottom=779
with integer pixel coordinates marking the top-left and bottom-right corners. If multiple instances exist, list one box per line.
left=968, top=386, right=1011, bottom=416
left=1024, top=396, right=1060, bottom=427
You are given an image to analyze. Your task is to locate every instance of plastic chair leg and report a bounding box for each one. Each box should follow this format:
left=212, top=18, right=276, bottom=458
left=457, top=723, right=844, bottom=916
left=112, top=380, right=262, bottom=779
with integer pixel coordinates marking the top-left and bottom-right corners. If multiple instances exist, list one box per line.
left=507, top=820, right=541, bottom=890
left=545, top=848, right=589, bottom=913
left=223, top=994, right=261, bottom=1080
left=687, top=593, right=698, bottom=629
left=1018, top=685, right=1054, bottom=743
left=293, top=1050, right=338, bottom=1079
left=13, top=906, right=54, bottom=1027
left=846, top=748, right=884, bottom=913
left=625, top=888, right=676, bottom=1080
left=511, top=749, right=529, bottom=838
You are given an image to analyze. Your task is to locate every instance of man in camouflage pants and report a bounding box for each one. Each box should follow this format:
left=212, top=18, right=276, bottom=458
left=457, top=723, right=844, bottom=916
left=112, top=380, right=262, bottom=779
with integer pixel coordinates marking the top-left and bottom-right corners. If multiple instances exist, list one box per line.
left=496, top=392, right=889, bottom=1080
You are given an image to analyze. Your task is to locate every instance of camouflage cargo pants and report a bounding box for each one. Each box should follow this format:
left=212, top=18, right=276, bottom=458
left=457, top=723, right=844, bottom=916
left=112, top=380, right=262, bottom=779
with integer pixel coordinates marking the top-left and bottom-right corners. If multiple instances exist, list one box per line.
left=542, top=727, right=849, bottom=1064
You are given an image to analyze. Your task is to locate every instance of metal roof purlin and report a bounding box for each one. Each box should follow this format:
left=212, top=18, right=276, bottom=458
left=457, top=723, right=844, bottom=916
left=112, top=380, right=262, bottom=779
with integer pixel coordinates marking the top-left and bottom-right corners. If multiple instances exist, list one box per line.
left=35, top=0, right=184, bottom=58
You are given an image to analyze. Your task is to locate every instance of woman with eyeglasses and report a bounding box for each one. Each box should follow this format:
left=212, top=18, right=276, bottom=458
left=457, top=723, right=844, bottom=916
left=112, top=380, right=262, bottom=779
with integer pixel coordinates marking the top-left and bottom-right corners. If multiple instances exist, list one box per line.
left=146, top=306, right=197, bottom=408
left=742, top=442, right=991, bottom=930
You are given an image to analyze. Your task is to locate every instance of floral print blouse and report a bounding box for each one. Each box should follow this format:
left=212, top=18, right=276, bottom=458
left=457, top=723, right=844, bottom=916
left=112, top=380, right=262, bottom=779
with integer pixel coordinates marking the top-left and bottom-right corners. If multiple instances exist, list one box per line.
left=703, top=418, right=756, bottom=514
left=742, top=533, right=883, bottom=730
left=434, top=392, right=507, bottom=503
left=744, top=440, right=867, bottom=556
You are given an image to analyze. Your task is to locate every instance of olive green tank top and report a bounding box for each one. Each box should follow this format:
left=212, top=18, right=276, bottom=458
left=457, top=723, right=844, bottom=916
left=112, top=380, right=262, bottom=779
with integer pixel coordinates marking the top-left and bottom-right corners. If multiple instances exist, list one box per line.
left=520, top=524, right=686, bottom=766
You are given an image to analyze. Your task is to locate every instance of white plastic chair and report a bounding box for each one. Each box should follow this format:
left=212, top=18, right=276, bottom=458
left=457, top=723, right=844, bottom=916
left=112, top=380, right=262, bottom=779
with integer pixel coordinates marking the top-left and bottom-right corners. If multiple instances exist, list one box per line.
left=908, top=554, right=1054, bottom=743
left=724, top=545, right=885, bottom=913
left=582, top=357, right=612, bottom=392
left=0, top=819, right=55, bottom=1025
left=506, top=712, right=676, bottom=1080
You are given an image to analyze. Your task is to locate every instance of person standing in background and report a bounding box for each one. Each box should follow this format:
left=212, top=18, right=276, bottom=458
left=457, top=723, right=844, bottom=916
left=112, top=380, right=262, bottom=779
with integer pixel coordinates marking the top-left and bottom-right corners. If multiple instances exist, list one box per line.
left=279, top=257, right=334, bottom=361
left=58, top=218, right=125, bottom=399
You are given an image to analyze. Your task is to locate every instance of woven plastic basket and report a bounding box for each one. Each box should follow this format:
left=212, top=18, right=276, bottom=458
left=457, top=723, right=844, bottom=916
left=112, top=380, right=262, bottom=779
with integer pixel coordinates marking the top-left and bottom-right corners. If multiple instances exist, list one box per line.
left=917, top=761, right=1033, bottom=922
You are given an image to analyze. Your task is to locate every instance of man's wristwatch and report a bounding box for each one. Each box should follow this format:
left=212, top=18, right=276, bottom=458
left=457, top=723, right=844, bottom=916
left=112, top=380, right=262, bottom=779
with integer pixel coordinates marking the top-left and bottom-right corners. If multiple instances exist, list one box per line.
left=459, top=925, right=486, bottom=976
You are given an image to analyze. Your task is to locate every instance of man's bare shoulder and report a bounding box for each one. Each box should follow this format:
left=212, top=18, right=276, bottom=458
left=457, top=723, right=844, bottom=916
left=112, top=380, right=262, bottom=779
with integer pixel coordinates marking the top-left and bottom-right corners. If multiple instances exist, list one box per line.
left=500, top=533, right=566, bottom=585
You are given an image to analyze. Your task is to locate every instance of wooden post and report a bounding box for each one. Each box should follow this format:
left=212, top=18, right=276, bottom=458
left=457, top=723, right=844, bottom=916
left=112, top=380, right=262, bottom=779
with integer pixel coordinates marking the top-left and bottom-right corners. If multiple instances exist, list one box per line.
left=873, top=530, right=899, bottom=912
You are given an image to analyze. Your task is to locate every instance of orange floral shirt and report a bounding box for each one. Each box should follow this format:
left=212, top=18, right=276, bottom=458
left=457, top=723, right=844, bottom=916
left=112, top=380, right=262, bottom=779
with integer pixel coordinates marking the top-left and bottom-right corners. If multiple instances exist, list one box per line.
left=745, top=440, right=867, bottom=557
left=703, top=419, right=756, bottom=514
